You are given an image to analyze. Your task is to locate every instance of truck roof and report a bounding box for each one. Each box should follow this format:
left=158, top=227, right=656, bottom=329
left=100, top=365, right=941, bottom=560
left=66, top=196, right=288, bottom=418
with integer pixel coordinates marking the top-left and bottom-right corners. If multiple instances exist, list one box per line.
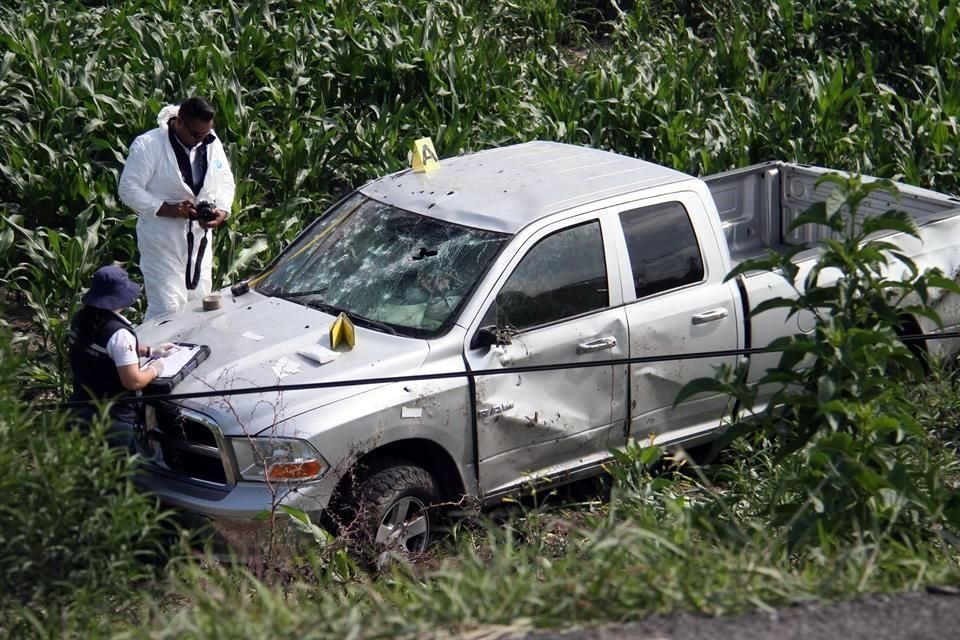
left=359, top=141, right=692, bottom=233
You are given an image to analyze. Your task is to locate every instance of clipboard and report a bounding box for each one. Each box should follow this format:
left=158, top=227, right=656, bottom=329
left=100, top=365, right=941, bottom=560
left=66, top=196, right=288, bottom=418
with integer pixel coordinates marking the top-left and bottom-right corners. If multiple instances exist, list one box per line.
left=144, top=342, right=211, bottom=394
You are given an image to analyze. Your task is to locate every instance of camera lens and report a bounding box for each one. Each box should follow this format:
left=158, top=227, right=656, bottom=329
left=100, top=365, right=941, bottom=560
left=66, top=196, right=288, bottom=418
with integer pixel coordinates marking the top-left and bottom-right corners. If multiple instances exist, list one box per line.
left=195, top=201, right=215, bottom=222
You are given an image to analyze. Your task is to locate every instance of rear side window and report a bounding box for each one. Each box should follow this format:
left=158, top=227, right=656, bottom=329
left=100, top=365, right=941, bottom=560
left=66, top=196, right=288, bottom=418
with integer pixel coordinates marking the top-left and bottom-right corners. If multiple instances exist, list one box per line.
left=620, top=202, right=704, bottom=298
left=488, top=221, right=608, bottom=331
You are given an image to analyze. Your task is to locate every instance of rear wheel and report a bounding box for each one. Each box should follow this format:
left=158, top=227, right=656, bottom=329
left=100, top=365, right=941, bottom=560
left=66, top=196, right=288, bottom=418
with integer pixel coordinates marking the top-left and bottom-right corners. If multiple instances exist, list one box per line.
left=895, top=314, right=930, bottom=377
left=349, top=462, right=439, bottom=566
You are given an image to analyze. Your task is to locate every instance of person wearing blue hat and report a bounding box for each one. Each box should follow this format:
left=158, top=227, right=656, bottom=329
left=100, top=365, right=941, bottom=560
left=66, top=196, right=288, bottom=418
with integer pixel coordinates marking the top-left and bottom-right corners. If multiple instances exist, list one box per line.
left=68, top=265, right=177, bottom=446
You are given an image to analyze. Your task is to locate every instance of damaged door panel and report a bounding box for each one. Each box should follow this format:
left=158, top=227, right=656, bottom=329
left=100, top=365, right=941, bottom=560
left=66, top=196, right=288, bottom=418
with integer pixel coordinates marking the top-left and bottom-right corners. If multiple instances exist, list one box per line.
left=465, top=218, right=629, bottom=497
left=615, top=197, right=741, bottom=446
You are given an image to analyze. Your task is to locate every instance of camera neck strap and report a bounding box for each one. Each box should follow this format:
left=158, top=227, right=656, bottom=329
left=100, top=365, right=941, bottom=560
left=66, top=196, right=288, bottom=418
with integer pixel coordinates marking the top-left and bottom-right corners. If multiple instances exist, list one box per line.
left=185, top=218, right=208, bottom=291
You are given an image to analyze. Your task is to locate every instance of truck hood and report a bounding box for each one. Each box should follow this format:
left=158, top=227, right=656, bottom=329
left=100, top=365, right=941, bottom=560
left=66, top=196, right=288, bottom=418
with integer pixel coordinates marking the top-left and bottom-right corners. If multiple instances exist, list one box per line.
left=135, top=291, right=429, bottom=435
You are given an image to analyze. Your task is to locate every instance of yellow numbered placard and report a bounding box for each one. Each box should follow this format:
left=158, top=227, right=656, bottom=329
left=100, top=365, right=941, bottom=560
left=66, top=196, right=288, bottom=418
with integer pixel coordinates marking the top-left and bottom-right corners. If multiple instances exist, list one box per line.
left=329, top=312, right=356, bottom=350
left=411, top=137, right=440, bottom=173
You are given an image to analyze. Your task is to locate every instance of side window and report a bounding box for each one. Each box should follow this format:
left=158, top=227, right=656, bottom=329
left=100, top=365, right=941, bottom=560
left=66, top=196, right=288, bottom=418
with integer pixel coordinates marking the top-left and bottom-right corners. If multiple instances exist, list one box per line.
left=485, top=221, right=608, bottom=331
left=620, top=202, right=705, bottom=298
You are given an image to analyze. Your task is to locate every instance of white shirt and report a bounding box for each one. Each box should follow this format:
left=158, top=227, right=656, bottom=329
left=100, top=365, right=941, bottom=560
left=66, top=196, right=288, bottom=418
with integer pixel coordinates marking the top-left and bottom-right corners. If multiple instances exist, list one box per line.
left=104, top=311, right=140, bottom=367
left=106, top=328, right=139, bottom=367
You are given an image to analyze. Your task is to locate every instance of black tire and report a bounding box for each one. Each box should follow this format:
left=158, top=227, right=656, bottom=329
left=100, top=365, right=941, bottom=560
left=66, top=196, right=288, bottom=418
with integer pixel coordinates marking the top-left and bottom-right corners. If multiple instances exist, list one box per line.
left=897, top=315, right=930, bottom=376
left=347, top=461, right=439, bottom=566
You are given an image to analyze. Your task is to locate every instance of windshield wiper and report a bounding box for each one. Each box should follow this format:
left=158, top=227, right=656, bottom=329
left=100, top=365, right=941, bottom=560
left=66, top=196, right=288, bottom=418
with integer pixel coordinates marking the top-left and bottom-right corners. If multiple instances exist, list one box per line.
left=304, top=300, right=349, bottom=316
left=351, top=314, right=398, bottom=335
left=304, top=301, right=398, bottom=336
left=271, top=287, right=329, bottom=299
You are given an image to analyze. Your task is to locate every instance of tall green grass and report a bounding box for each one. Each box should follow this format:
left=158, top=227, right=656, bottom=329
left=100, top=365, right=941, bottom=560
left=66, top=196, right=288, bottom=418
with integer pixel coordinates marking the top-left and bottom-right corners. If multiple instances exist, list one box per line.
left=679, top=175, right=960, bottom=552
left=14, top=178, right=960, bottom=638
left=3, top=1, right=960, bottom=636
left=84, top=428, right=954, bottom=639
left=0, top=325, right=177, bottom=637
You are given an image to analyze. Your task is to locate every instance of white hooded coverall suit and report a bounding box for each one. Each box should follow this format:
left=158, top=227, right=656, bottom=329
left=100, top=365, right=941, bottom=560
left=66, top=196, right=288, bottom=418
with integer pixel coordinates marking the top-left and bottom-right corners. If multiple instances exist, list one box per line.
left=118, top=105, right=236, bottom=321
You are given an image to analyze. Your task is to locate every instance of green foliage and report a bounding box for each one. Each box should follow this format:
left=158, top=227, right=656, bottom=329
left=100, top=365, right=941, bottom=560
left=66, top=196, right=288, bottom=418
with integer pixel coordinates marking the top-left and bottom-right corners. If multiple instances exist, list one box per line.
left=278, top=505, right=359, bottom=584
left=5, top=0, right=960, bottom=390
left=604, top=442, right=686, bottom=519
left=112, top=470, right=959, bottom=639
left=2, top=0, right=960, bottom=635
left=0, top=325, right=174, bottom=614
left=2, top=207, right=130, bottom=395
left=679, top=175, right=960, bottom=551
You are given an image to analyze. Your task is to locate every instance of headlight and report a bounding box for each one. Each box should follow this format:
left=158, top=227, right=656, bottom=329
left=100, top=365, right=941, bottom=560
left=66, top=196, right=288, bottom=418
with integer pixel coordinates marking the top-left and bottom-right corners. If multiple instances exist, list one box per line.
left=231, top=436, right=328, bottom=482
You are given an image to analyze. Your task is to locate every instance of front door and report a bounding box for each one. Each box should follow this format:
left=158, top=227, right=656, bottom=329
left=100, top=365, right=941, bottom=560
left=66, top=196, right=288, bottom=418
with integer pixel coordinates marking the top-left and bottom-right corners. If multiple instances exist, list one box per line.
left=464, top=217, right=629, bottom=497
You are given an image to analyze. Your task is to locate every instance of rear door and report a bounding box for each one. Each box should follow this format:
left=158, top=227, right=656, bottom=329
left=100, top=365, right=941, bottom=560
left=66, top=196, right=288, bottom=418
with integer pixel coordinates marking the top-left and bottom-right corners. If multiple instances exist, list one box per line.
left=611, top=193, right=742, bottom=446
left=464, top=212, right=629, bottom=497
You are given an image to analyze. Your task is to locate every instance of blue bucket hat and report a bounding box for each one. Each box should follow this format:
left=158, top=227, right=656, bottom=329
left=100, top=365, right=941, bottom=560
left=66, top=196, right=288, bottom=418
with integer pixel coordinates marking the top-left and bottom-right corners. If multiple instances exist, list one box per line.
left=82, top=265, right=141, bottom=310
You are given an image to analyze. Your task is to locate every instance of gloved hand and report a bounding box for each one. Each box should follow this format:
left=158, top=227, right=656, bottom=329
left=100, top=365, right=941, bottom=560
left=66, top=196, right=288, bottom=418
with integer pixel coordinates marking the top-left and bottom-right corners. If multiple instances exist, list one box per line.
left=147, top=359, right=165, bottom=377
left=152, top=342, right=178, bottom=358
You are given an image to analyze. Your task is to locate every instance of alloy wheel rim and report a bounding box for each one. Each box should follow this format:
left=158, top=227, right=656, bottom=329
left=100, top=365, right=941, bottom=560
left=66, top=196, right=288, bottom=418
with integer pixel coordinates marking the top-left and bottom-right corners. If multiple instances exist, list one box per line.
left=374, top=496, right=430, bottom=556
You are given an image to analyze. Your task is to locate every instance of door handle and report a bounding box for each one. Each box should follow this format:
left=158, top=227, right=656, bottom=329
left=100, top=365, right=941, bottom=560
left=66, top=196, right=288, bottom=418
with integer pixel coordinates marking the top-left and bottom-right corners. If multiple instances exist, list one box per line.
left=576, top=336, right=617, bottom=354
left=691, top=308, right=729, bottom=325
left=493, top=344, right=527, bottom=366
left=499, top=351, right=531, bottom=366
left=478, top=401, right=515, bottom=418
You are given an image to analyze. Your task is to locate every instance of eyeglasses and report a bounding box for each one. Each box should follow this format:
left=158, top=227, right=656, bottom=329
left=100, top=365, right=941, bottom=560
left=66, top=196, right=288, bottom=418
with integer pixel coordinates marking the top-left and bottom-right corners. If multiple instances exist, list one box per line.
left=180, top=118, right=212, bottom=140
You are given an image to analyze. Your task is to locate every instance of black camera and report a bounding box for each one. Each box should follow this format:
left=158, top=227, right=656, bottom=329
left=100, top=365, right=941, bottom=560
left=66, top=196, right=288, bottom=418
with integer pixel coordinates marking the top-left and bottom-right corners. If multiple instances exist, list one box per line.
left=194, top=200, right=217, bottom=223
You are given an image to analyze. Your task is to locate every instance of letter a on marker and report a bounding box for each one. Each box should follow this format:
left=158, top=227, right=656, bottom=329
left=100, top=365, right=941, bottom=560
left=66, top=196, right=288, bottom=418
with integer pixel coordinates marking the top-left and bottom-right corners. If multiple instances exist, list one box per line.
left=411, top=137, right=440, bottom=173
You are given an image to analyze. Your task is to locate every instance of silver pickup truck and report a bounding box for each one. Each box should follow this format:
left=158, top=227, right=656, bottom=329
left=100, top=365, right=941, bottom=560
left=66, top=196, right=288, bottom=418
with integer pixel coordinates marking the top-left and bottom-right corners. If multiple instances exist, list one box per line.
left=135, top=141, right=960, bottom=555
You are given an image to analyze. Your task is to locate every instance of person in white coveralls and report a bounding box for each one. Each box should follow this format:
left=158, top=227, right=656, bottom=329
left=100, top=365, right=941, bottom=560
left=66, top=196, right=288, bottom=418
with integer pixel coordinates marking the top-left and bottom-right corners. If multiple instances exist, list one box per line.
left=118, top=96, right=236, bottom=321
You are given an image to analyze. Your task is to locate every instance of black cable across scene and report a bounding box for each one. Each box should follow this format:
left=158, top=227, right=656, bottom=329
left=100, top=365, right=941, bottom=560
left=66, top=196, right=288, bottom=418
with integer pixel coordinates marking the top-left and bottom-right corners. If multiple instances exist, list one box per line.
left=50, top=330, right=960, bottom=410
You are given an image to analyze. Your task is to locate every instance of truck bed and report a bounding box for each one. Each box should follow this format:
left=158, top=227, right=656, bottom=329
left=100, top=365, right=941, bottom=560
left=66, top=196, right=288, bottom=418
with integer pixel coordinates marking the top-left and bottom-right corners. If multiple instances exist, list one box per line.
left=704, top=162, right=960, bottom=266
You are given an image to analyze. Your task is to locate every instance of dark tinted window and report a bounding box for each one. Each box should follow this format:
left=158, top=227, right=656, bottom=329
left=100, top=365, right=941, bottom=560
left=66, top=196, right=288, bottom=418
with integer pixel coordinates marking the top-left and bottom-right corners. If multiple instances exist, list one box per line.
left=620, top=202, right=704, bottom=298
left=487, top=221, right=608, bottom=331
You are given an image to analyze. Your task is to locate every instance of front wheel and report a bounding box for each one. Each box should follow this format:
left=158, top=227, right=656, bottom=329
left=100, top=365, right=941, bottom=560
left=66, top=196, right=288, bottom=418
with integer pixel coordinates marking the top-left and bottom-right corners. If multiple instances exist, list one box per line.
left=350, top=462, right=439, bottom=565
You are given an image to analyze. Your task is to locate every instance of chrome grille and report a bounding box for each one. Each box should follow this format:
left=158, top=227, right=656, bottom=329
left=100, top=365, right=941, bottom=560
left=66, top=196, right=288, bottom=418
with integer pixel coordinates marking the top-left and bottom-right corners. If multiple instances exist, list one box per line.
left=142, top=403, right=228, bottom=486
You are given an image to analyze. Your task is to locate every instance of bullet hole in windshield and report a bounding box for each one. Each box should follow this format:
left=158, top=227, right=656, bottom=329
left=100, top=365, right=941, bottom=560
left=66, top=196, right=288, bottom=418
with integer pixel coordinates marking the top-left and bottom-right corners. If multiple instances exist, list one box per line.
left=259, top=198, right=507, bottom=333
left=412, top=247, right=438, bottom=260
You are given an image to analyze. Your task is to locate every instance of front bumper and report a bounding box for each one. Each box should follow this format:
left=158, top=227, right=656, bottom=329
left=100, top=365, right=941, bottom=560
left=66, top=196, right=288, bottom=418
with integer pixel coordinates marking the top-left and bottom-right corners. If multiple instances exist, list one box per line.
left=132, top=401, right=339, bottom=556
left=135, top=466, right=338, bottom=558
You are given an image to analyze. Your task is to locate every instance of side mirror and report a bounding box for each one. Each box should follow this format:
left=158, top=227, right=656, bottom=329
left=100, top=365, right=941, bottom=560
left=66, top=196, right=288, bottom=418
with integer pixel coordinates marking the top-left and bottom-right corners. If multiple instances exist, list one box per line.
left=473, top=325, right=511, bottom=350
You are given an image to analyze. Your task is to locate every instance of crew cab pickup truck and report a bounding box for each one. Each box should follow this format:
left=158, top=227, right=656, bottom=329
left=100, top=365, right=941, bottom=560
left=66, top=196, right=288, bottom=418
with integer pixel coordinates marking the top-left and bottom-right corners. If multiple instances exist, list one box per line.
left=135, top=141, right=960, bottom=555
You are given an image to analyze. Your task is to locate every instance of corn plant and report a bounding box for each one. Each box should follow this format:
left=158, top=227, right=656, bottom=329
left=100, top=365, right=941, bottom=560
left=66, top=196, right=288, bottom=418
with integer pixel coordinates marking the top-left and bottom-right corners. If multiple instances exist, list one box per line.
left=5, top=0, right=960, bottom=635
left=678, top=176, right=960, bottom=550
left=0, top=327, right=174, bottom=611
left=2, top=207, right=123, bottom=396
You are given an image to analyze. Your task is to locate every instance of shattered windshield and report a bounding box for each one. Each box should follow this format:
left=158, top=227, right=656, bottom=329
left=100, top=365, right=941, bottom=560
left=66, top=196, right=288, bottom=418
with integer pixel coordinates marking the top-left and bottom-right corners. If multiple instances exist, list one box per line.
left=256, top=193, right=509, bottom=337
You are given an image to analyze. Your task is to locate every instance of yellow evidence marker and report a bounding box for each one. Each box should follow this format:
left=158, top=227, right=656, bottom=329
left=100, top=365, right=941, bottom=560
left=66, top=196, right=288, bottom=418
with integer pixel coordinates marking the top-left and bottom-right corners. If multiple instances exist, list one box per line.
left=411, top=137, right=440, bottom=173
left=329, top=312, right=356, bottom=350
